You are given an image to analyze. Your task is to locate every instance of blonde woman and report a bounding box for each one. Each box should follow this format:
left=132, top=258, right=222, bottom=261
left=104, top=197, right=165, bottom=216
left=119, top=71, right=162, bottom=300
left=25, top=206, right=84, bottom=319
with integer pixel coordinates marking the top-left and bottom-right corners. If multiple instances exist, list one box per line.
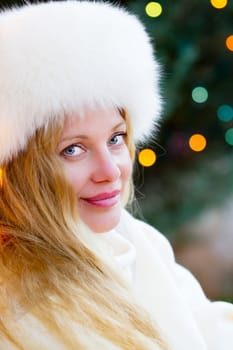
left=0, top=2, right=232, bottom=349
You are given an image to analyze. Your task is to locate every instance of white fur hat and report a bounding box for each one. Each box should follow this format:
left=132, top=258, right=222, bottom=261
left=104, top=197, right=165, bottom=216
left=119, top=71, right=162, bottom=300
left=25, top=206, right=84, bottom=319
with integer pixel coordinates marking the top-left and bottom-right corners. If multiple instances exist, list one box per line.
left=0, top=1, right=162, bottom=165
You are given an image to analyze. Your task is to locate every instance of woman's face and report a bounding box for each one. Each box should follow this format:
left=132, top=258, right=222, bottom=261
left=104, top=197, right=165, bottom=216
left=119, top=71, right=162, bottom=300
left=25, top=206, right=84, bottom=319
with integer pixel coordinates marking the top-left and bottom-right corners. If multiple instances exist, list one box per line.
left=56, top=106, right=132, bottom=233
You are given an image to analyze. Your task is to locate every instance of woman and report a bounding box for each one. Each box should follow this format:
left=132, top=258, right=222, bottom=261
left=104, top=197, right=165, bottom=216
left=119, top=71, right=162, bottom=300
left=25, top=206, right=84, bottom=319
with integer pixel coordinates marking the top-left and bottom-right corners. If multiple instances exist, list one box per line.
left=0, top=1, right=232, bottom=349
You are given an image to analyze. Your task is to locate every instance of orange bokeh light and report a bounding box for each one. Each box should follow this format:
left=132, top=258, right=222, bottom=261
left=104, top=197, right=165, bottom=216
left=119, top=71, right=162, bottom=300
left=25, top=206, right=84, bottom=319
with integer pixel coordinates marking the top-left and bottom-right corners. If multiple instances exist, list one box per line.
left=189, top=134, right=207, bottom=152
left=226, top=35, right=233, bottom=51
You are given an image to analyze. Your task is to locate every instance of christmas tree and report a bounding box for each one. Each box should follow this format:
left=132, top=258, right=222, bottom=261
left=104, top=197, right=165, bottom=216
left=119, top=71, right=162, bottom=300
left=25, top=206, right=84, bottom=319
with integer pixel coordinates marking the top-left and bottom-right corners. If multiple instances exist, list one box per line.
left=121, top=0, right=233, bottom=237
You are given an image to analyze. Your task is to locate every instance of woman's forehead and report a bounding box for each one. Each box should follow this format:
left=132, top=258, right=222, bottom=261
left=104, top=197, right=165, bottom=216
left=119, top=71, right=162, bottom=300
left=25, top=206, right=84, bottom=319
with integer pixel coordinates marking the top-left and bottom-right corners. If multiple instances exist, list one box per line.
left=59, top=107, right=125, bottom=139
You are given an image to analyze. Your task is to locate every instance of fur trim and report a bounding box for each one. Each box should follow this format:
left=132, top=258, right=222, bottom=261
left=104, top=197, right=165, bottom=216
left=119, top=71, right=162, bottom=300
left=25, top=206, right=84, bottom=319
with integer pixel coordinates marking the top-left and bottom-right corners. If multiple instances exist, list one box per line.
left=0, top=1, right=162, bottom=165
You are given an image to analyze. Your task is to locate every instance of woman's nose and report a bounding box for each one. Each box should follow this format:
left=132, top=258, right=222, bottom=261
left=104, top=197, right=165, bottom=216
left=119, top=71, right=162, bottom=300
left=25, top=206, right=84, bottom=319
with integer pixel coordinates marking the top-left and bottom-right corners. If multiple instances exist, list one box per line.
left=91, top=149, right=121, bottom=183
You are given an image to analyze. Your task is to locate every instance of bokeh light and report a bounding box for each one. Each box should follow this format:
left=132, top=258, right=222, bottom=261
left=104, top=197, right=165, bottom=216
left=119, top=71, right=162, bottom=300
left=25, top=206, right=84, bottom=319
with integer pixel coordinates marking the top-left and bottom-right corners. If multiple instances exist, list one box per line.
left=138, top=148, right=157, bottom=167
left=145, top=2, right=163, bottom=18
left=225, top=128, right=233, bottom=145
left=226, top=35, right=233, bottom=51
left=210, top=0, right=228, bottom=9
left=189, top=134, right=207, bottom=152
left=192, top=87, right=208, bottom=103
left=217, top=105, right=233, bottom=122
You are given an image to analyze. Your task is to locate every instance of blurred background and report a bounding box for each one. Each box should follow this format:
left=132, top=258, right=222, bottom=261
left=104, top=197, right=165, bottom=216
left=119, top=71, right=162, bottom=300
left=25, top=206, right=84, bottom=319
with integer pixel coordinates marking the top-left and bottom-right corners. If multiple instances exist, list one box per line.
left=1, top=0, right=232, bottom=300
left=125, top=0, right=233, bottom=302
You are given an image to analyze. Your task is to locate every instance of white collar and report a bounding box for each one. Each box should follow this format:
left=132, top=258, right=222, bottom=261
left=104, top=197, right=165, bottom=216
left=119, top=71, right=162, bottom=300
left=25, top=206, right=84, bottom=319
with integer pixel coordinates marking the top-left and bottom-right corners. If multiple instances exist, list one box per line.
left=90, top=230, right=136, bottom=284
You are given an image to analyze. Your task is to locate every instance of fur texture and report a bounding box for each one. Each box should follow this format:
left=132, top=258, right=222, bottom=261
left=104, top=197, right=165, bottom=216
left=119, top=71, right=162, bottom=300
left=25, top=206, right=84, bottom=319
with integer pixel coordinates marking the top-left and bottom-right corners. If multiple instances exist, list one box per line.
left=0, top=1, right=162, bottom=165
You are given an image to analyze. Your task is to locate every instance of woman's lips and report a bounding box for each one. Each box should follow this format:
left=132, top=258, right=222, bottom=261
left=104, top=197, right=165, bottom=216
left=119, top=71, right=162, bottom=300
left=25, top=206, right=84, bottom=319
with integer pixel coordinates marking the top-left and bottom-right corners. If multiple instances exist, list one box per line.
left=81, top=190, right=120, bottom=208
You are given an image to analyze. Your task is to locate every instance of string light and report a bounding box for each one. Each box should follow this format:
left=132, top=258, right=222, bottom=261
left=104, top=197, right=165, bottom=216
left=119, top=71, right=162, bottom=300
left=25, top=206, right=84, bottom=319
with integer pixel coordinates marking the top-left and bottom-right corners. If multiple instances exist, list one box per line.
left=225, top=128, right=233, bottom=145
left=226, top=35, right=233, bottom=51
left=145, top=2, right=163, bottom=18
left=189, top=134, right=207, bottom=152
left=210, top=0, right=228, bottom=9
left=217, top=105, right=233, bottom=122
left=138, top=148, right=157, bottom=167
left=192, top=87, right=208, bottom=103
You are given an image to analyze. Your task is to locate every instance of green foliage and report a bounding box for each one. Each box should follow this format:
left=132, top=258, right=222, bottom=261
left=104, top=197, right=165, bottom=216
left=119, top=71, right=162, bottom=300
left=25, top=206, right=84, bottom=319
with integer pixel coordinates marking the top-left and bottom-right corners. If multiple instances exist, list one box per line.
left=135, top=151, right=233, bottom=236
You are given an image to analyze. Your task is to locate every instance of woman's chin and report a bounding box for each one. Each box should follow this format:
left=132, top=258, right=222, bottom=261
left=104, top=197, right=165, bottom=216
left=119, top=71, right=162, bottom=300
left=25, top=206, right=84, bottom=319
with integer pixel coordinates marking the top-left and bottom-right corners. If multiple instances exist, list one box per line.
left=81, top=210, right=121, bottom=234
left=86, top=219, right=120, bottom=233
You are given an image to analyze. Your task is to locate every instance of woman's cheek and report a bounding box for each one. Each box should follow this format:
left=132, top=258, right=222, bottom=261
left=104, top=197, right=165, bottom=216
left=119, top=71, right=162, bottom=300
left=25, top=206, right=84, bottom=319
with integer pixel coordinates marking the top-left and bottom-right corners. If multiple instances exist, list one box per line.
left=62, top=163, right=84, bottom=192
left=121, top=151, right=133, bottom=181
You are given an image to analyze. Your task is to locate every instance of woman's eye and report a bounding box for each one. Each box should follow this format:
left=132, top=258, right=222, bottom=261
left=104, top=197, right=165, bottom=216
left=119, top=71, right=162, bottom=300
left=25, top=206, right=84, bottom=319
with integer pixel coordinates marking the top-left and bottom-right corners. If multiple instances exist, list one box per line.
left=62, top=145, right=84, bottom=157
left=109, top=133, right=126, bottom=145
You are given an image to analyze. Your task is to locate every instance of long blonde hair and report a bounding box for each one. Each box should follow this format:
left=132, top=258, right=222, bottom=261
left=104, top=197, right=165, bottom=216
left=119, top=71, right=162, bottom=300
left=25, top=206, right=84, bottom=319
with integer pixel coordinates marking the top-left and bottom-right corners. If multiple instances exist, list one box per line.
left=0, top=112, right=166, bottom=349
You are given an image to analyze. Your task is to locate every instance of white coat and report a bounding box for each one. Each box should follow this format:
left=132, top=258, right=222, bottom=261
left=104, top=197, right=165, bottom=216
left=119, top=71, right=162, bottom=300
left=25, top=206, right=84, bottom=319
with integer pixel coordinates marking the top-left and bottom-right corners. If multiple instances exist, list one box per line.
left=115, top=210, right=233, bottom=349
left=1, top=209, right=233, bottom=349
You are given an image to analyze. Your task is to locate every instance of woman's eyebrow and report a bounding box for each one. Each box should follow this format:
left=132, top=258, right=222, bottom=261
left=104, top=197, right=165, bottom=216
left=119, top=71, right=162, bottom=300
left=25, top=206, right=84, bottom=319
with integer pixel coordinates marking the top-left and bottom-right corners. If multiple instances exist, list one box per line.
left=59, top=134, right=88, bottom=143
left=112, top=121, right=126, bottom=130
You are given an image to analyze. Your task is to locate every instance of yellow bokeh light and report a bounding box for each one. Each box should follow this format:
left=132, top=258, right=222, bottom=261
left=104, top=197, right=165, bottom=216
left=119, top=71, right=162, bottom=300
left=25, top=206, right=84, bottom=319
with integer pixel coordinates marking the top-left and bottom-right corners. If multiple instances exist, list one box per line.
left=145, top=2, right=162, bottom=18
left=138, top=148, right=157, bottom=167
left=189, top=134, right=207, bottom=152
left=226, top=35, right=233, bottom=51
left=210, top=0, right=228, bottom=9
